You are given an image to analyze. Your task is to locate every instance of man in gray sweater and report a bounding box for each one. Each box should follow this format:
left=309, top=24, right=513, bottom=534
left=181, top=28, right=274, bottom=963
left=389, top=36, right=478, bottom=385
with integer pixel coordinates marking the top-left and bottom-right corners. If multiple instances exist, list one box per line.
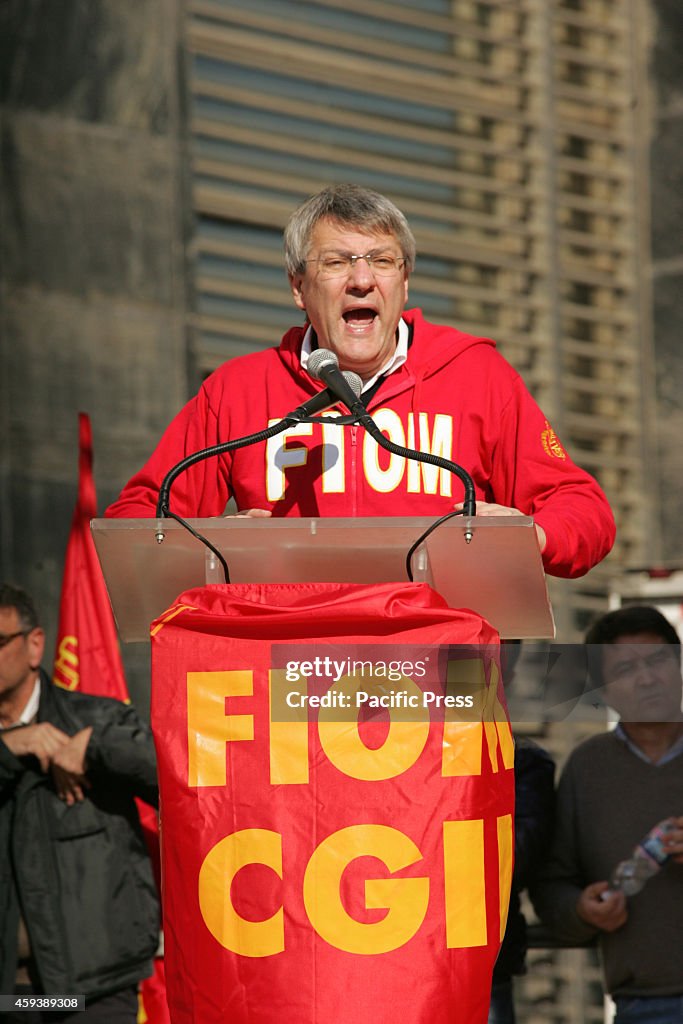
left=533, top=605, right=683, bottom=1024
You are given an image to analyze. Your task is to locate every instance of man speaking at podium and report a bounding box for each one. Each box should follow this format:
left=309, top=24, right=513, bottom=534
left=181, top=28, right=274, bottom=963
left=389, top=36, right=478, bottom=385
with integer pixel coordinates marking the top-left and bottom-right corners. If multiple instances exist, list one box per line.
left=106, top=183, right=614, bottom=578
left=104, top=185, right=615, bottom=1024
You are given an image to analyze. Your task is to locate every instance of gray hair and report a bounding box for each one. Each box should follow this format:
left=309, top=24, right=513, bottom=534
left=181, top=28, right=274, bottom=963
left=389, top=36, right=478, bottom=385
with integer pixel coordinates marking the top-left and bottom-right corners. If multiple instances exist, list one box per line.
left=284, top=184, right=416, bottom=276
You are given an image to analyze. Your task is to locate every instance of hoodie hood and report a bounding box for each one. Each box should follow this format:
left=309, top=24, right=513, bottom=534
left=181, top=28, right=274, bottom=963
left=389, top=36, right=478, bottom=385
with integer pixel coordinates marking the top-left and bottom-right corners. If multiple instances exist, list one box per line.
left=398, top=309, right=497, bottom=416
left=402, top=308, right=497, bottom=377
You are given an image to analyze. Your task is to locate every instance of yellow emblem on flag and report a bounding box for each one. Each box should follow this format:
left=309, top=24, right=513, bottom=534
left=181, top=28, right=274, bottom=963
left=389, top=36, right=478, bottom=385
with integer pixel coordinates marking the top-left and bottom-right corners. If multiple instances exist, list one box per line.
left=53, top=635, right=79, bottom=690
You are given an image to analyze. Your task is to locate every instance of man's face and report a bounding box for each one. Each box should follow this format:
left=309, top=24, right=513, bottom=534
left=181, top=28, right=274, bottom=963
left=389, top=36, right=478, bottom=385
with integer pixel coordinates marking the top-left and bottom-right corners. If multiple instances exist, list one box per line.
left=601, top=631, right=683, bottom=722
left=289, top=217, right=410, bottom=382
left=0, top=606, right=43, bottom=704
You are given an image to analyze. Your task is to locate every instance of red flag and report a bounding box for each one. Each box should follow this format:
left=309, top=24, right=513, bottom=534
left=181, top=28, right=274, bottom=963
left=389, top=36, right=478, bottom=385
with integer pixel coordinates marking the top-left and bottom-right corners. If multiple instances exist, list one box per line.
left=151, top=582, right=514, bottom=1024
left=53, top=413, right=128, bottom=700
left=54, top=412, right=170, bottom=1024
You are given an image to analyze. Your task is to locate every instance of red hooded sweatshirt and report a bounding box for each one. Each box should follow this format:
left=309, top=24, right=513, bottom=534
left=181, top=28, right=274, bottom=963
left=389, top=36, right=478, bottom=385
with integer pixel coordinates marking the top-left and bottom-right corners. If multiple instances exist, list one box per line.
left=106, top=309, right=615, bottom=578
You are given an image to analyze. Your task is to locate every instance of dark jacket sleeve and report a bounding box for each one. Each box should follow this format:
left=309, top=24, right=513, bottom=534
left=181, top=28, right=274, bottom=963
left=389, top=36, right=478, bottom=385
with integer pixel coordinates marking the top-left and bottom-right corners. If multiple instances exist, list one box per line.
left=513, top=739, right=556, bottom=889
left=493, top=738, right=556, bottom=980
left=0, top=737, right=27, bottom=793
left=79, top=698, right=159, bottom=809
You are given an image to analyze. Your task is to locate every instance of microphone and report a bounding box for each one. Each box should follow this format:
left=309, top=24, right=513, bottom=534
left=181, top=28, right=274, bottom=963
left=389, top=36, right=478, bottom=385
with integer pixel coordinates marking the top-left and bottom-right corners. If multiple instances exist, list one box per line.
left=307, top=349, right=364, bottom=414
left=286, top=370, right=363, bottom=422
left=306, top=347, right=476, bottom=526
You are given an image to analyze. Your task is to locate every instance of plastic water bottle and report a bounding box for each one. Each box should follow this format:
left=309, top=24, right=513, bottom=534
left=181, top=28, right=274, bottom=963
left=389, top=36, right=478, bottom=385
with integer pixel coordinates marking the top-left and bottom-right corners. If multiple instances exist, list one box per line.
left=609, top=819, right=675, bottom=896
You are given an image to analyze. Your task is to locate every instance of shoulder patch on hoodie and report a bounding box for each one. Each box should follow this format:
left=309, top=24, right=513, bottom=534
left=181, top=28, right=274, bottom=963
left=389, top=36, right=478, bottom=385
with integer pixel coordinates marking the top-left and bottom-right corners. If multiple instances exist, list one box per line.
left=541, top=421, right=567, bottom=460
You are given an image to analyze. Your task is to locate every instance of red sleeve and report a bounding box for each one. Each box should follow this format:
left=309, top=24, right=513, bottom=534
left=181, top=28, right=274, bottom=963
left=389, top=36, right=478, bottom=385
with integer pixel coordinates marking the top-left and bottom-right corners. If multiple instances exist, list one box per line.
left=105, top=381, right=231, bottom=519
left=492, top=375, right=615, bottom=578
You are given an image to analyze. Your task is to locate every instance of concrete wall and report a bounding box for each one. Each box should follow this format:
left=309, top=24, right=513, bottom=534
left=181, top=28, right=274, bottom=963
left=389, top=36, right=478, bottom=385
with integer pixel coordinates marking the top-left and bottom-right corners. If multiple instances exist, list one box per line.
left=0, top=0, right=188, bottom=709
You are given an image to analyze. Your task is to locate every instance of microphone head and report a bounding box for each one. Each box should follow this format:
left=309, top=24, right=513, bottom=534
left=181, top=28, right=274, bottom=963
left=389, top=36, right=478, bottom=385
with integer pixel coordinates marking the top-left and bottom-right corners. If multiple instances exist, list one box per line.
left=307, top=348, right=339, bottom=379
left=342, top=370, right=363, bottom=399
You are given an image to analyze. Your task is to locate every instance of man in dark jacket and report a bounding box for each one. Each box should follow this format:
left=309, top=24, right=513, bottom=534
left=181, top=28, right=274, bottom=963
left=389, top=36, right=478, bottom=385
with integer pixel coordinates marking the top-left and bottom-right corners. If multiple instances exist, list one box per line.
left=0, top=584, right=159, bottom=1023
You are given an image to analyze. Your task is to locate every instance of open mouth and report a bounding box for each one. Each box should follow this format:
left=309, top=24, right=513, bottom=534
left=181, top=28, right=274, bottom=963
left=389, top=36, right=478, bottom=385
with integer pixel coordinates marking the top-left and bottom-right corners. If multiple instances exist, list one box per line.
left=342, top=308, right=377, bottom=327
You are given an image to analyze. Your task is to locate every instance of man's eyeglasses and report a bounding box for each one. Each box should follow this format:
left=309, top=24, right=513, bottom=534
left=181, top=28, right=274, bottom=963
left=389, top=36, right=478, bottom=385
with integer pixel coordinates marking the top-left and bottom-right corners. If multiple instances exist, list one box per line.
left=306, top=252, right=407, bottom=279
left=0, top=629, right=30, bottom=650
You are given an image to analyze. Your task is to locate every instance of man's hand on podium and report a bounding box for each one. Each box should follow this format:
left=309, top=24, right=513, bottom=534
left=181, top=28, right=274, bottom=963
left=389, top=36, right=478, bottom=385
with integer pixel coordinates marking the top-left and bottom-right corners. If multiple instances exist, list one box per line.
left=454, top=501, right=547, bottom=553
left=232, top=509, right=273, bottom=518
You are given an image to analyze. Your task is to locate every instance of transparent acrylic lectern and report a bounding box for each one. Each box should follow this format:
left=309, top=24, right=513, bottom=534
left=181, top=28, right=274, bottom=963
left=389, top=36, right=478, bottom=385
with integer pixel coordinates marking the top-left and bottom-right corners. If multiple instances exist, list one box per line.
left=91, top=515, right=555, bottom=642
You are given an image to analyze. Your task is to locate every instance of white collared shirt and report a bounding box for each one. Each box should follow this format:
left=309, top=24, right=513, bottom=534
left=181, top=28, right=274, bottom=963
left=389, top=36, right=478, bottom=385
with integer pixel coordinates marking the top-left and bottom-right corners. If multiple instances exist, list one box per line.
left=614, top=721, right=683, bottom=765
left=300, top=318, right=409, bottom=394
left=0, top=677, right=41, bottom=730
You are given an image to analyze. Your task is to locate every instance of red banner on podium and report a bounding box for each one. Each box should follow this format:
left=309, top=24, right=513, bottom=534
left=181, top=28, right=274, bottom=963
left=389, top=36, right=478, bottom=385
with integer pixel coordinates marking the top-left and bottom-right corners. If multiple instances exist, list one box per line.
left=151, top=582, right=514, bottom=1024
